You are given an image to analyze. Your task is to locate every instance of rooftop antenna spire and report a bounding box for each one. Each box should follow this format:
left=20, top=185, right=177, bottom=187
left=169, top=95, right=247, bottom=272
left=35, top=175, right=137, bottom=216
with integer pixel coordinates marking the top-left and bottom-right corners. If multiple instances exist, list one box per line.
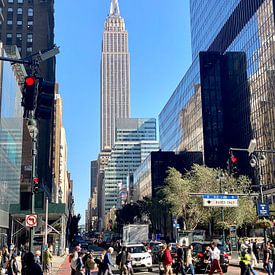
left=109, top=0, right=120, bottom=16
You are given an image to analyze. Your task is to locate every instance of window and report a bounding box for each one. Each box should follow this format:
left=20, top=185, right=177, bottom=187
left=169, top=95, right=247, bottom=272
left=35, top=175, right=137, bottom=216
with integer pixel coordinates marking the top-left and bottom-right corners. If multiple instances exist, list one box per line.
left=27, top=33, right=32, bottom=43
left=6, top=33, right=12, bottom=38
left=17, top=8, right=23, bottom=15
left=28, top=8, right=33, bottom=17
left=6, top=33, right=12, bottom=44
left=27, top=20, right=33, bottom=26
left=16, top=33, right=22, bottom=39
left=17, top=0, right=23, bottom=3
left=7, top=20, right=13, bottom=25
left=17, top=20, right=22, bottom=25
left=8, top=0, right=14, bottom=3
left=27, top=47, right=32, bottom=52
left=8, top=8, right=13, bottom=12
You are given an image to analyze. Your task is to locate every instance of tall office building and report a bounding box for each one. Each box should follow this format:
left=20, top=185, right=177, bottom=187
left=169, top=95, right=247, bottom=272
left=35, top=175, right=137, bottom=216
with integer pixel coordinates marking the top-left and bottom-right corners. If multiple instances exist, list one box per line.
left=100, top=0, right=130, bottom=152
left=0, top=0, right=56, bottom=204
left=103, top=118, right=158, bottom=214
left=159, top=0, right=275, bottom=193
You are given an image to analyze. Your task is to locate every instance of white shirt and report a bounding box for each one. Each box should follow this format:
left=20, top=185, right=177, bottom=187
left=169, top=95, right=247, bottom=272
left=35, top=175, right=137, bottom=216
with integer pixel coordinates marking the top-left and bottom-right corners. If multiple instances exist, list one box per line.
left=210, top=247, right=220, bottom=260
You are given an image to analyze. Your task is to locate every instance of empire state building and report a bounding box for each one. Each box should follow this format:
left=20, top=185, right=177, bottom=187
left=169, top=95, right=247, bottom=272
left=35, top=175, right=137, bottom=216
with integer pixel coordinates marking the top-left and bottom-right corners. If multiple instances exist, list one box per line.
left=100, top=0, right=130, bottom=152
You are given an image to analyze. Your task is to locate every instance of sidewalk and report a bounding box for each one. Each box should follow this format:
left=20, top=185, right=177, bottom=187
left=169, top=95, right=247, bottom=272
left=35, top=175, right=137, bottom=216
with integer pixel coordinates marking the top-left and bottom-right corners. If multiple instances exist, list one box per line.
left=52, top=255, right=68, bottom=275
left=229, top=252, right=265, bottom=272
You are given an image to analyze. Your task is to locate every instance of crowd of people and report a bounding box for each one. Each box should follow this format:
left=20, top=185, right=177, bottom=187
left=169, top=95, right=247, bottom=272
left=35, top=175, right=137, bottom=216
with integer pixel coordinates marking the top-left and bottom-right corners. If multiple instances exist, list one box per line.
left=0, top=244, right=53, bottom=275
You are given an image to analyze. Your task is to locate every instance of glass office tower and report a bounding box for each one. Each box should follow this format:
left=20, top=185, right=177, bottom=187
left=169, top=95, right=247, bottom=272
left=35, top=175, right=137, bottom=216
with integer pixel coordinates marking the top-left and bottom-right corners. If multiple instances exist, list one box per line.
left=103, top=118, right=158, bottom=213
left=190, top=0, right=275, bottom=188
left=160, top=0, right=275, bottom=190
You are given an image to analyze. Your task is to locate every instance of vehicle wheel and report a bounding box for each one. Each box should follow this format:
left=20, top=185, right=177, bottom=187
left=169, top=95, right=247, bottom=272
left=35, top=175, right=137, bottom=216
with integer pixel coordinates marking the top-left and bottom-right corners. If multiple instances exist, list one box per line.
left=148, top=267, right=153, bottom=272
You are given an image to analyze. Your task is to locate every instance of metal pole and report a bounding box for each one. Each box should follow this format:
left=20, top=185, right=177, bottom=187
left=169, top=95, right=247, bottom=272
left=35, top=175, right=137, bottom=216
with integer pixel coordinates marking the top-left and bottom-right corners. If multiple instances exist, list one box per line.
left=29, top=130, right=37, bottom=253
left=219, top=176, right=225, bottom=245
left=45, top=197, right=48, bottom=246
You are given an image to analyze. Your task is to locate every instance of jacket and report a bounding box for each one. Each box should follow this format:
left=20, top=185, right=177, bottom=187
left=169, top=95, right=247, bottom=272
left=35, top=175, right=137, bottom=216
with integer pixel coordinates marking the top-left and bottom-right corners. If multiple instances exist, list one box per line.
left=162, top=249, right=173, bottom=266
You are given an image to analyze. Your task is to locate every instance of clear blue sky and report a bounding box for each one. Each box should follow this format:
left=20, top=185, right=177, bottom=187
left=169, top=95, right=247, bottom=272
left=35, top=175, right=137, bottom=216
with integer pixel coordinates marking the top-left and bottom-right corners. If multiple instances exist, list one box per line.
left=55, top=0, right=192, bottom=222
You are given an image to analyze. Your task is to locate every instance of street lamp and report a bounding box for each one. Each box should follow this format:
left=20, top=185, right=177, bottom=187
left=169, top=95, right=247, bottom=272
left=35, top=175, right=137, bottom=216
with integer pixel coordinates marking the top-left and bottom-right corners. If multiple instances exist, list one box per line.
left=216, top=171, right=225, bottom=245
left=27, top=118, right=38, bottom=253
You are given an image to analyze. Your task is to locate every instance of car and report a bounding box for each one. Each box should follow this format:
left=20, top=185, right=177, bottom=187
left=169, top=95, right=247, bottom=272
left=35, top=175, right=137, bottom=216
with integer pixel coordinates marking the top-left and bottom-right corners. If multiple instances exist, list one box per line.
left=191, top=242, right=229, bottom=274
left=87, top=243, right=105, bottom=258
left=123, top=243, right=153, bottom=272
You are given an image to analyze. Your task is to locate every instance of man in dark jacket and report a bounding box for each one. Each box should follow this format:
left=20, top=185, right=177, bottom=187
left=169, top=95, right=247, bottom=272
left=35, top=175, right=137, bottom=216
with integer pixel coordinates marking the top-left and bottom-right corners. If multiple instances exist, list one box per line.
left=21, top=252, right=43, bottom=275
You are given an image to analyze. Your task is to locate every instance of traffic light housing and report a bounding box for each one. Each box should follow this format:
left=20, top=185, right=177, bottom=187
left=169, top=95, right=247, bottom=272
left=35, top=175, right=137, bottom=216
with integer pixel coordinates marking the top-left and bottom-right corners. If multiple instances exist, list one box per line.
left=22, top=76, right=37, bottom=111
left=229, top=152, right=238, bottom=174
left=33, top=177, right=39, bottom=193
left=35, top=79, right=55, bottom=119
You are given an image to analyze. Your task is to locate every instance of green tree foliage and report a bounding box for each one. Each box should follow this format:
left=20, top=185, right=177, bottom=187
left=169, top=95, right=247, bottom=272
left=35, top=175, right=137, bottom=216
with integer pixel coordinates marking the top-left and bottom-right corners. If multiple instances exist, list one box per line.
left=161, top=165, right=257, bottom=230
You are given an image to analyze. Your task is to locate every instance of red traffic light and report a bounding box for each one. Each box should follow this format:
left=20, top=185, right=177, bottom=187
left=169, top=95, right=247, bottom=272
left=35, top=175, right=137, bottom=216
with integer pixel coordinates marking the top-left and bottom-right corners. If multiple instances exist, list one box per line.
left=33, top=177, right=39, bottom=184
left=25, top=76, right=36, bottom=86
left=231, top=156, right=238, bottom=163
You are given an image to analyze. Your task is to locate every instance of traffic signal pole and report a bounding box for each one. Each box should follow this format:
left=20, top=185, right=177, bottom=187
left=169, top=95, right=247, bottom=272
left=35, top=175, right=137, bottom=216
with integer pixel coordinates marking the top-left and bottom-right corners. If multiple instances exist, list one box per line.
left=28, top=118, right=38, bottom=253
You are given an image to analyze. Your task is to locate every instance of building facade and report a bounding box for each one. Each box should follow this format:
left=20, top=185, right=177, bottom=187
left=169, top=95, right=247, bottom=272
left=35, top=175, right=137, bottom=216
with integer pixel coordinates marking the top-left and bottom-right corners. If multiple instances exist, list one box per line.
left=0, top=43, right=23, bottom=247
left=100, top=0, right=130, bottom=152
left=103, top=118, right=159, bottom=215
left=190, top=0, right=275, bottom=188
left=160, top=0, right=275, bottom=190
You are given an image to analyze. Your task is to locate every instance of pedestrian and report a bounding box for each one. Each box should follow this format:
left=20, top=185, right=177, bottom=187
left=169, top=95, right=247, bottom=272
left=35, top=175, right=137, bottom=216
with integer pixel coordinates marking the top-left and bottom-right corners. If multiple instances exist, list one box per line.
left=175, top=243, right=185, bottom=275
left=71, top=246, right=84, bottom=275
left=239, top=247, right=251, bottom=275
left=1, top=245, right=10, bottom=274
left=161, top=244, right=173, bottom=275
left=263, top=243, right=272, bottom=275
left=102, top=247, right=115, bottom=275
left=95, top=251, right=105, bottom=275
left=247, top=247, right=258, bottom=275
left=21, top=252, right=43, bottom=275
left=208, top=241, right=223, bottom=275
left=34, top=250, right=41, bottom=266
left=126, top=248, right=133, bottom=275
left=252, top=240, right=259, bottom=262
left=185, top=245, right=195, bottom=275
left=271, top=243, right=275, bottom=275
left=43, top=246, right=53, bottom=274
left=85, top=253, right=97, bottom=275
left=118, top=247, right=128, bottom=275
left=11, top=254, right=19, bottom=275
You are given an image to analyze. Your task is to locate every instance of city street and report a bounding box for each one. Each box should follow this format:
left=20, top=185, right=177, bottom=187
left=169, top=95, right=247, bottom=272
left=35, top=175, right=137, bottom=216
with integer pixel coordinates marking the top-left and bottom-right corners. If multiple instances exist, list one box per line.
left=54, top=258, right=266, bottom=275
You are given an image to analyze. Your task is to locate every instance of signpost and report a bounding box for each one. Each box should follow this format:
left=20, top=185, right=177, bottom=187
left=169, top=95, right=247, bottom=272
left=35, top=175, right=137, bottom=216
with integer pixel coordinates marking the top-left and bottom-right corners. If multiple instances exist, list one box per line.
left=25, top=214, right=37, bottom=228
left=202, top=194, right=239, bottom=207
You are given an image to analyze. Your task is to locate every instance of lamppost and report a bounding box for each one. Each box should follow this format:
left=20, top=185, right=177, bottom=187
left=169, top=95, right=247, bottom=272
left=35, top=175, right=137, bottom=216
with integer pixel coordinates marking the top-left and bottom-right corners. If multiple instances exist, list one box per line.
left=216, top=171, right=226, bottom=245
left=27, top=118, right=38, bottom=253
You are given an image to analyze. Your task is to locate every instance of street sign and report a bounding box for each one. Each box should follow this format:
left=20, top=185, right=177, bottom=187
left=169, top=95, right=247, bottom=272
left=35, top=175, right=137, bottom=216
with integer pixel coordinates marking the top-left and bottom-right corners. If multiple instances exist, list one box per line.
left=257, top=202, right=270, bottom=217
left=202, top=194, right=239, bottom=207
left=25, top=214, right=38, bottom=227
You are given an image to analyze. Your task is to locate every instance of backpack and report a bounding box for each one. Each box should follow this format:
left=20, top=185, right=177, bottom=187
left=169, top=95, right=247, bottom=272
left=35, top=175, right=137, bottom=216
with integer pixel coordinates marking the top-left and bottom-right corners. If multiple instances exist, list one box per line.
left=116, top=252, right=122, bottom=265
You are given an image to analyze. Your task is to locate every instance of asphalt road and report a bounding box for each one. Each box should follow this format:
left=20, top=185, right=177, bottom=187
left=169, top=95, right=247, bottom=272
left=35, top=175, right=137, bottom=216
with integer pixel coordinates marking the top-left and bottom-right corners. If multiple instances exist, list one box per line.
left=131, top=265, right=266, bottom=275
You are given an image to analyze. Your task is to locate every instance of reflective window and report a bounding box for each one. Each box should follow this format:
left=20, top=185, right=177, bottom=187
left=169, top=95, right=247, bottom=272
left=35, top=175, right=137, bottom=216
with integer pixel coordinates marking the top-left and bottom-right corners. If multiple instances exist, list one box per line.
left=28, top=8, right=33, bottom=17
left=17, top=8, right=23, bottom=15
left=27, top=33, right=32, bottom=42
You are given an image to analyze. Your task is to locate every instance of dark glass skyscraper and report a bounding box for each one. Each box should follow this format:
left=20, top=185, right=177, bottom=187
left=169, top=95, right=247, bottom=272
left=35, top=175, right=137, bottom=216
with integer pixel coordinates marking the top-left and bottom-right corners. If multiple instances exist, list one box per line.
left=160, top=0, right=275, bottom=191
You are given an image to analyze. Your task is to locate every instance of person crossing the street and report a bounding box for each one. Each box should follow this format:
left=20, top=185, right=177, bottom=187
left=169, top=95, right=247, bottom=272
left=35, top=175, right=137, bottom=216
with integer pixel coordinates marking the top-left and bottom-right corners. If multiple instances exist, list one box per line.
left=208, top=242, right=223, bottom=275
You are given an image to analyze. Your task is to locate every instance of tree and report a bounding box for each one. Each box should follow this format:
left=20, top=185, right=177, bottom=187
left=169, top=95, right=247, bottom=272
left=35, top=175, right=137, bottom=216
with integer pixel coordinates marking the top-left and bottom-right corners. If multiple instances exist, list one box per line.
left=161, top=165, right=257, bottom=231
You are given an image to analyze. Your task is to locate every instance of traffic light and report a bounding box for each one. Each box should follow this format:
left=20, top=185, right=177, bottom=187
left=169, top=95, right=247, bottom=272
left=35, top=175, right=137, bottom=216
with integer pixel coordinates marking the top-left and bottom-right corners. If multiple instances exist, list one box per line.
left=33, top=177, right=39, bottom=193
left=229, top=152, right=238, bottom=174
left=22, top=76, right=37, bottom=111
left=35, top=79, right=55, bottom=119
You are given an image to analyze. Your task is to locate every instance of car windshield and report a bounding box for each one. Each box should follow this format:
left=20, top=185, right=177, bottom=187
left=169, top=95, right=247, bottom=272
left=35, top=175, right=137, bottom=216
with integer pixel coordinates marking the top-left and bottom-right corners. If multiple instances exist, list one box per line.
left=128, top=246, right=147, bottom=253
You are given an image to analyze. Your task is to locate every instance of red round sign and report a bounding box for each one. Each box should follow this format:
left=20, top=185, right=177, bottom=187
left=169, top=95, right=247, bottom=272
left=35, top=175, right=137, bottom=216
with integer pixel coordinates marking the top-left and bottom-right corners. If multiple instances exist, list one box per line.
left=26, top=214, right=37, bottom=227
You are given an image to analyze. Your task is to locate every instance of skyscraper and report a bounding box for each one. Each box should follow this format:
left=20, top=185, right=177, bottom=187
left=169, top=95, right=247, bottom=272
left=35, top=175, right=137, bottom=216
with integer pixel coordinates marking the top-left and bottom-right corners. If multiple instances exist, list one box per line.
left=159, top=0, right=275, bottom=192
left=100, top=0, right=130, bottom=152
